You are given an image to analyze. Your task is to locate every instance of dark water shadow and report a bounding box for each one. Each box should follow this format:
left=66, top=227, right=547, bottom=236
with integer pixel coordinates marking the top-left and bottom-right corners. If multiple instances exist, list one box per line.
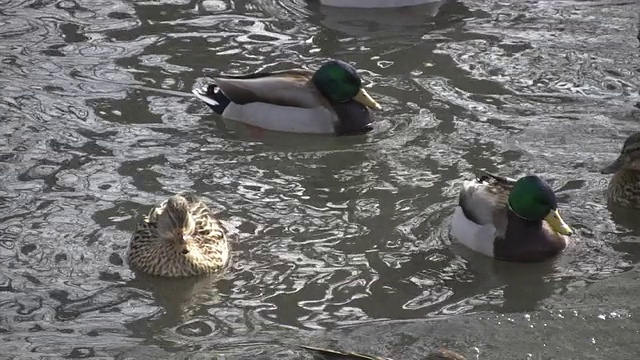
left=606, top=202, right=640, bottom=265
left=450, top=245, right=558, bottom=313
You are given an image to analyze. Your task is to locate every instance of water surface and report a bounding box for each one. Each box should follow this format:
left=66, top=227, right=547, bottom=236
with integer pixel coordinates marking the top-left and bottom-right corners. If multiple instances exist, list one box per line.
left=1, top=0, right=640, bottom=358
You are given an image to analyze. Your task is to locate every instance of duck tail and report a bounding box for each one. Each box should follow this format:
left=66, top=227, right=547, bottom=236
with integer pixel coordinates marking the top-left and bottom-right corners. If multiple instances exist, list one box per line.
left=475, top=171, right=514, bottom=185
left=475, top=171, right=499, bottom=184
left=192, top=83, right=231, bottom=115
left=475, top=172, right=491, bottom=183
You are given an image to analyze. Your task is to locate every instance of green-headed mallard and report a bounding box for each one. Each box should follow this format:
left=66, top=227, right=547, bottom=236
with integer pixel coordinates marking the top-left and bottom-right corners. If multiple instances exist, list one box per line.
left=192, top=60, right=381, bottom=135
left=601, top=132, right=640, bottom=209
left=300, top=345, right=466, bottom=360
left=450, top=172, right=573, bottom=262
left=128, top=194, right=229, bottom=278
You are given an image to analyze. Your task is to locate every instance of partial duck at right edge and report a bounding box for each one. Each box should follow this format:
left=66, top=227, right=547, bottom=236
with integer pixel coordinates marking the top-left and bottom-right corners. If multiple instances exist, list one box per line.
left=601, top=132, right=640, bottom=209
left=128, top=194, right=230, bottom=278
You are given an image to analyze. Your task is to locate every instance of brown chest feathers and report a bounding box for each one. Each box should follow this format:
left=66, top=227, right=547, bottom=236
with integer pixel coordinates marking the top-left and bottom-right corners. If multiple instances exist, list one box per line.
left=127, top=200, right=230, bottom=278
left=606, top=170, right=640, bottom=209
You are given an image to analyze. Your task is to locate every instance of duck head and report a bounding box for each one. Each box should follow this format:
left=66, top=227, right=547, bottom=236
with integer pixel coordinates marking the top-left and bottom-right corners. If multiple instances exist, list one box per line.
left=313, top=60, right=381, bottom=135
left=157, top=195, right=196, bottom=254
left=508, top=175, right=573, bottom=236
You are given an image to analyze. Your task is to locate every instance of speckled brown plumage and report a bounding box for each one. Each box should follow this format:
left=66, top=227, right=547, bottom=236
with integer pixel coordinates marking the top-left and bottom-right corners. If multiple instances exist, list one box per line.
left=127, top=194, right=230, bottom=278
left=605, top=169, right=640, bottom=209
left=601, top=132, right=640, bottom=210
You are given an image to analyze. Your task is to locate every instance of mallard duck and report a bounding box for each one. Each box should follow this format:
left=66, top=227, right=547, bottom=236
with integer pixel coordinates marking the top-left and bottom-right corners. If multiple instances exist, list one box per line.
left=300, top=345, right=466, bottom=359
left=450, top=172, right=573, bottom=262
left=318, top=0, right=443, bottom=8
left=192, top=60, right=381, bottom=135
left=127, top=194, right=229, bottom=278
left=601, top=132, right=640, bottom=209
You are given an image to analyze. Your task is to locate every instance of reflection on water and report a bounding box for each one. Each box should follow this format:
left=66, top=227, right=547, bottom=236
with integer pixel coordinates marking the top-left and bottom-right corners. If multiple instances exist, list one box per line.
left=1, top=0, right=640, bottom=358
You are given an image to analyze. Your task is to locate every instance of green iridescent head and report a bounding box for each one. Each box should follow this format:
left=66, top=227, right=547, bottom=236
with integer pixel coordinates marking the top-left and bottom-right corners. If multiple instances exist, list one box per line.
left=601, top=132, right=640, bottom=174
left=508, top=175, right=572, bottom=236
left=311, top=60, right=381, bottom=110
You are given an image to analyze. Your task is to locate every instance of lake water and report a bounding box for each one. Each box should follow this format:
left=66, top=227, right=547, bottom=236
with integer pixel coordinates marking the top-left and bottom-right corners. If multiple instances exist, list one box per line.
left=1, top=0, right=640, bottom=358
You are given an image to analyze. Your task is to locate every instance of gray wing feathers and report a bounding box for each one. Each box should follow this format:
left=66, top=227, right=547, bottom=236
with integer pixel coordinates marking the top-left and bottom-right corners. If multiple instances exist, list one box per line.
left=214, top=69, right=323, bottom=108
left=459, top=172, right=513, bottom=235
left=477, top=171, right=517, bottom=185
left=458, top=180, right=496, bottom=225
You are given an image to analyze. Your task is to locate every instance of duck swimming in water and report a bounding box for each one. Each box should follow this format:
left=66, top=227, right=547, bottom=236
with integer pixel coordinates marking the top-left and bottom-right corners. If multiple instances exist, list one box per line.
left=601, top=132, right=640, bottom=209
left=128, top=194, right=229, bottom=278
left=450, top=172, right=573, bottom=262
left=192, top=60, right=381, bottom=135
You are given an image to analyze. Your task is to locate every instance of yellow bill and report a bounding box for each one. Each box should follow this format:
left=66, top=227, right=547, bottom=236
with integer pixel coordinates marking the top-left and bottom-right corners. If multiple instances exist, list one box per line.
left=544, top=209, right=573, bottom=236
left=353, top=88, right=382, bottom=110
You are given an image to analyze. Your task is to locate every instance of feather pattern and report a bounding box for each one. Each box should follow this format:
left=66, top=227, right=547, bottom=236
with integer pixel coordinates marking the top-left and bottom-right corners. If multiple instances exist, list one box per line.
left=457, top=172, right=515, bottom=237
left=128, top=195, right=230, bottom=278
left=601, top=133, right=640, bottom=209
left=192, top=61, right=378, bottom=135
left=212, top=69, right=326, bottom=108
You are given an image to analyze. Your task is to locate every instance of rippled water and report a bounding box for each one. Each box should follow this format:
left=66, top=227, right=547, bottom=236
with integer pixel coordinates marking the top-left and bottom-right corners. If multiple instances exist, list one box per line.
left=1, top=0, right=640, bottom=358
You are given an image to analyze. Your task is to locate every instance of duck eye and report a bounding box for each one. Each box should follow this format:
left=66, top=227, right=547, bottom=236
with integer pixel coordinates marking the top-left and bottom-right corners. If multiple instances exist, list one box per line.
left=181, top=249, right=189, bottom=255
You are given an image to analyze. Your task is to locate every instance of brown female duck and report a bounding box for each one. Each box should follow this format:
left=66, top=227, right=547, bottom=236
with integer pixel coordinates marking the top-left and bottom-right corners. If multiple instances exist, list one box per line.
left=128, top=194, right=229, bottom=277
left=601, top=132, right=640, bottom=209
